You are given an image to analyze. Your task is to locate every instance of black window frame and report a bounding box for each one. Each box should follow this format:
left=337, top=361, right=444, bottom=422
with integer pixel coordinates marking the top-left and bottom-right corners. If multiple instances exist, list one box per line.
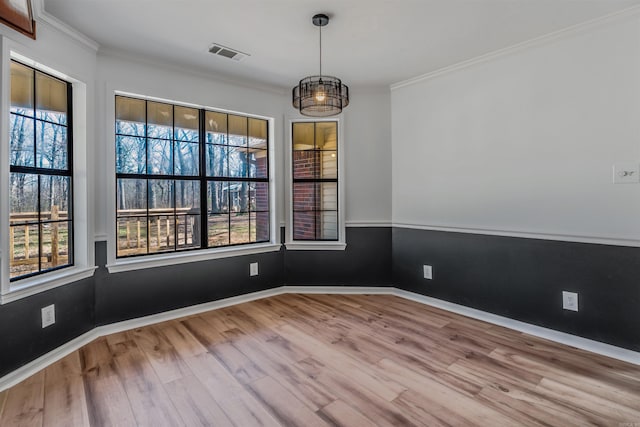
left=114, top=95, right=271, bottom=259
left=9, top=60, right=74, bottom=281
left=291, top=120, right=339, bottom=241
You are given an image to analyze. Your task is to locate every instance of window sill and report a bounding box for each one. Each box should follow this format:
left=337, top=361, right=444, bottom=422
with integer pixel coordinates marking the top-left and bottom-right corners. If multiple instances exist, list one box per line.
left=284, top=241, right=347, bottom=251
left=106, top=242, right=282, bottom=273
left=1, top=266, right=98, bottom=304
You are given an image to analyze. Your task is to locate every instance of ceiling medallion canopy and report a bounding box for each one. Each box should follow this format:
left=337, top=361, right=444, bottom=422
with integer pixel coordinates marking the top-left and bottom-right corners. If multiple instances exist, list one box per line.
left=292, top=13, right=349, bottom=117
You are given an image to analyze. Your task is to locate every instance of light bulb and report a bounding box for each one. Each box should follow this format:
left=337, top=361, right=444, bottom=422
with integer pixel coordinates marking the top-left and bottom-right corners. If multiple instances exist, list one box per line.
left=315, top=85, right=326, bottom=102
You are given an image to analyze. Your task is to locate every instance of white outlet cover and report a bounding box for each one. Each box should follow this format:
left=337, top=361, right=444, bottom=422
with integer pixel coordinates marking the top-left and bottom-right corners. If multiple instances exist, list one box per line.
left=41, top=304, right=56, bottom=328
left=250, top=262, right=259, bottom=276
left=613, top=163, right=640, bottom=184
left=423, top=265, right=433, bottom=280
left=562, top=291, right=578, bottom=312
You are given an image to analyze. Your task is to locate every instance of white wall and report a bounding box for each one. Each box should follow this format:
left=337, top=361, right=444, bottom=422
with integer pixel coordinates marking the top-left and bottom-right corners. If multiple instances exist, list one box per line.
left=344, top=87, right=392, bottom=224
left=391, top=14, right=640, bottom=244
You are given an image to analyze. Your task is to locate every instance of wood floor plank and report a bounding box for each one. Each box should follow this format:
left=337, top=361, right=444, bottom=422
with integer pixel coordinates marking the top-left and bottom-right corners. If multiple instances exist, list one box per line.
left=108, top=338, right=185, bottom=426
left=2, top=371, right=44, bottom=427
left=276, top=323, right=407, bottom=402
left=320, top=400, right=378, bottom=427
left=392, top=389, right=478, bottom=427
left=160, top=321, right=208, bottom=359
left=0, top=389, right=8, bottom=419
left=130, top=326, right=192, bottom=384
left=377, top=357, right=521, bottom=426
left=296, top=357, right=421, bottom=427
left=164, top=375, right=234, bottom=427
left=535, top=377, right=640, bottom=422
left=221, top=326, right=337, bottom=411
left=184, top=352, right=281, bottom=427
left=80, top=338, right=138, bottom=426
left=42, top=352, right=90, bottom=427
left=476, top=382, right=603, bottom=427
left=1, top=294, right=638, bottom=427
left=489, top=347, right=640, bottom=411
left=248, top=375, right=330, bottom=427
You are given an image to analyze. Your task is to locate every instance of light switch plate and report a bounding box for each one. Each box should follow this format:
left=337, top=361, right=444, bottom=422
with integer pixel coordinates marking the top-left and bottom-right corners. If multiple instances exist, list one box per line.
left=613, top=163, right=640, bottom=184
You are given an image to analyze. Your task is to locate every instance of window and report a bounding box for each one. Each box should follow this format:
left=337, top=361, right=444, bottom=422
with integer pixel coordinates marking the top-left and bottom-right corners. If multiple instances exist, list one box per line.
left=287, top=119, right=345, bottom=250
left=9, top=60, right=73, bottom=280
left=115, top=95, right=270, bottom=258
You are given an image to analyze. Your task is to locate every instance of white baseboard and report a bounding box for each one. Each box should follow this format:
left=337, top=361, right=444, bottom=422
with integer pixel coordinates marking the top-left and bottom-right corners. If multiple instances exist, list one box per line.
left=1, top=285, right=637, bottom=392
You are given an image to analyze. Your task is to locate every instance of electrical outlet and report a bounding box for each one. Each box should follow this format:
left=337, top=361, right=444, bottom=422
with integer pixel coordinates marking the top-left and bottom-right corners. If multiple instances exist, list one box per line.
left=250, top=262, right=259, bottom=276
left=423, top=265, right=433, bottom=280
left=562, top=291, right=578, bottom=312
left=41, top=304, right=55, bottom=328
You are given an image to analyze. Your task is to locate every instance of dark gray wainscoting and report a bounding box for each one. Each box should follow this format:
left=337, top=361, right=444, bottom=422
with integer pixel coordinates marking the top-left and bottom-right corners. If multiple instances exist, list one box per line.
left=0, top=276, right=94, bottom=377
left=94, top=241, right=284, bottom=325
left=284, top=227, right=393, bottom=286
left=392, top=227, right=640, bottom=351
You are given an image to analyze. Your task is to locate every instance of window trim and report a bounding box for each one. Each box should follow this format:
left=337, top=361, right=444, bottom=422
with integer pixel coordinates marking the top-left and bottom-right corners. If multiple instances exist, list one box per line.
left=285, top=116, right=346, bottom=251
left=105, top=90, right=279, bottom=273
left=0, top=42, right=94, bottom=303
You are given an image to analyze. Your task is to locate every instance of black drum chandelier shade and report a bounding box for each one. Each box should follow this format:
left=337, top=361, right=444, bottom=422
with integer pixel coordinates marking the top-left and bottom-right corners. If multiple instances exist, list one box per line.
left=292, top=14, right=349, bottom=117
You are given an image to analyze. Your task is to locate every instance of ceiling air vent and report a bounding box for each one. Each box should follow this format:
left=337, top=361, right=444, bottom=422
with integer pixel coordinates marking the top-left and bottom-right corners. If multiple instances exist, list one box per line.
left=208, top=43, right=249, bottom=61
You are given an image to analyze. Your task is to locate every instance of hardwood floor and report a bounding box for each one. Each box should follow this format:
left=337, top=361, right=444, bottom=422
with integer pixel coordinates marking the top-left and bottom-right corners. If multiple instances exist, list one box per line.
left=1, top=293, right=639, bottom=426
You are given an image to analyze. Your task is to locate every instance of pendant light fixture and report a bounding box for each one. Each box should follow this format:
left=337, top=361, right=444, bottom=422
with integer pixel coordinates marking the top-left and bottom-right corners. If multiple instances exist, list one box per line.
left=292, top=13, right=349, bottom=117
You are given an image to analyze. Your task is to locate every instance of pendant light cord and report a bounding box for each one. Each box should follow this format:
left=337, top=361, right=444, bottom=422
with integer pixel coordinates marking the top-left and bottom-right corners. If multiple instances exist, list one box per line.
left=319, top=23, right=322, bottom=78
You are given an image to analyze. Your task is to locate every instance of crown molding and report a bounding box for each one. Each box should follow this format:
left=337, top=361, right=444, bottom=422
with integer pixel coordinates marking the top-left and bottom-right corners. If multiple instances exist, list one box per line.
left=32, top=0, right=99, bottom=51
left=391, top=4, right=640, bottom=91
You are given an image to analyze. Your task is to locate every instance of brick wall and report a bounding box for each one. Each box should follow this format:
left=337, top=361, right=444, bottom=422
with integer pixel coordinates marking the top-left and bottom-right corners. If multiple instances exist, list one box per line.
left=293, top=150, right=319, bottom=239
left=254, top=156, right=269, bottom=241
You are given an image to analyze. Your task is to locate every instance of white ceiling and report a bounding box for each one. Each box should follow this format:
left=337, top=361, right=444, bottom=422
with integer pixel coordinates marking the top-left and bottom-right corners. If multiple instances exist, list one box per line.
left=44, top=0, right=640, bottom=90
